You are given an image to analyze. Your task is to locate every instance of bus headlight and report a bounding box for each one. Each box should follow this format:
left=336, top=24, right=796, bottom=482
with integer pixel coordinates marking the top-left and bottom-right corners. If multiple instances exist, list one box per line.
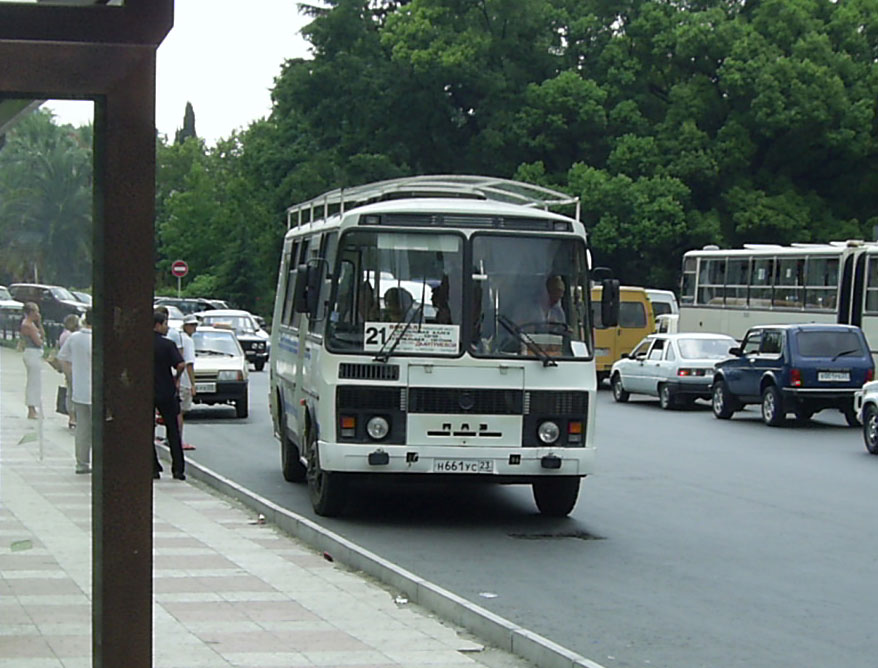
left=366, top=416, right=390, bottom=440
left=538, top=421, right=560, bottom=444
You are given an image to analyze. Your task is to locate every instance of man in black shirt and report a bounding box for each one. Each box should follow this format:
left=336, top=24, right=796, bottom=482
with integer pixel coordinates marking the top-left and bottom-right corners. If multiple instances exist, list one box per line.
left=154, top=310, right=187, bottom=480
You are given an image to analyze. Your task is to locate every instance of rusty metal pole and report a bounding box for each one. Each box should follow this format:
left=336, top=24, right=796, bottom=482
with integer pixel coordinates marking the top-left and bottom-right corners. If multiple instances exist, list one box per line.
left=91, top=46, right=158, bottom=667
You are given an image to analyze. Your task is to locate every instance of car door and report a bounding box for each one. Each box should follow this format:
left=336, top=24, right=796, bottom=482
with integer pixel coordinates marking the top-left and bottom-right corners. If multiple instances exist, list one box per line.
left=641, top=337, right=667, bottom=396
left=750, top=329, right=785, bottom=395
left=724, top=328, right=762, bottom=398
left=620, top=337, right=653, bottom=393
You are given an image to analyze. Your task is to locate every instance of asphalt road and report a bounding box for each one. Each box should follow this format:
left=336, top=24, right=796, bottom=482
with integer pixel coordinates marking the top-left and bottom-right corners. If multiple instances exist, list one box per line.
left=183, top=371, right=878, bottom=668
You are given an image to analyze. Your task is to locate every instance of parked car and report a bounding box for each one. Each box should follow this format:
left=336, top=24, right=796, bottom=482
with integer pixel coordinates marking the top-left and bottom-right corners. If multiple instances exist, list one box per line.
left=712, top=324, right=873, bottom=427
left=0, top=285, right=24, bottom=330
left=9, top=283, right=87, bottom=324
left=196, top=309, right=270, bottom=370
left=611, top=333, right=738, bottom=409
left=154, top=297, right=217, bottom=315
left=190, top=325, right=249, bottom=418
left=71, top=290, right=93, bottom=306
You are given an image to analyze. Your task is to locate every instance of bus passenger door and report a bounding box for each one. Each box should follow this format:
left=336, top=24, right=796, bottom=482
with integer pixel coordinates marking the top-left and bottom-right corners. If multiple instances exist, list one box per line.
left=838, top=250, right=867, bottom=327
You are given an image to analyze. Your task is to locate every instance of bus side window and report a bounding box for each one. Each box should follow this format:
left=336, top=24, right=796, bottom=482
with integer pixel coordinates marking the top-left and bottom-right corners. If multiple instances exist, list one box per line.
left=314, top=232, right=337, bottom=325
left=291, top=238, right=311, bottom=329
left=281, top=241, right=300, bottom=326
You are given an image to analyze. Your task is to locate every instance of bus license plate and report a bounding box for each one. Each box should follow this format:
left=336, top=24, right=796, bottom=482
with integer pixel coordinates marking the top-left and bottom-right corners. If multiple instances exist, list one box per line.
left=195, top=382, right=216, bottom=393
left=434, top=459, right=493, bottom=474
left=818, top=371, right=849, bottom=382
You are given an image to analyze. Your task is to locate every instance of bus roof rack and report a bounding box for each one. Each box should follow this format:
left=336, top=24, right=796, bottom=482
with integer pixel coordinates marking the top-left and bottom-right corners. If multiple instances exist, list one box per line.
left=285, top=175, right=580, bottom=229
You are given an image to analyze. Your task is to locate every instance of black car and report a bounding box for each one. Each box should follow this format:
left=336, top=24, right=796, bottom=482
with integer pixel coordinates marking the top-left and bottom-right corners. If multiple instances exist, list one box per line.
left=9, top=283, right=87, bottom=324
left=711, top=324, right=874, bottom=427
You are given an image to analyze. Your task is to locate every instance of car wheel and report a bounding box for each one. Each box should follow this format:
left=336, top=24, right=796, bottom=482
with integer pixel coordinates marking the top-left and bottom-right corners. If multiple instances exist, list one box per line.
left=843, top=406, right=861, bottom=427
left=532, top=477, right=581, bottom=517
left=280, top=409, right=306, bottom=482
left=234, top=389, right=249, bottom=419
left=254, top=360, right=265, bottom=371
left=306, top=427, right=347, bottom=517
left=659, top=383, right=675, bottom=410
left=712, top=380, right=735, bottom=419
left=863, top=404, right=878, bottom=454
left=611, top=374, right=629, bottom=402
left=761, top=385, right=786, bottom=427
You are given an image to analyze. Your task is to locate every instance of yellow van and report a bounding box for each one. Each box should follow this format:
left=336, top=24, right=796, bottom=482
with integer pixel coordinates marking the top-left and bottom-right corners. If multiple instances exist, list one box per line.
left=591, top=285, right=655, bottom=384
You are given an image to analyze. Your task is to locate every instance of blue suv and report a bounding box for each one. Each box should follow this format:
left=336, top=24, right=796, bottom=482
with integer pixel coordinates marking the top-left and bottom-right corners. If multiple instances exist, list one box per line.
left=711, top=324, right=874, bottom=427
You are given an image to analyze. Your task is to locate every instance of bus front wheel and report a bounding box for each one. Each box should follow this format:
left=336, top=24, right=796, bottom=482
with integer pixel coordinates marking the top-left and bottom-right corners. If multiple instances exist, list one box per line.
left=306, top=431, right=347, bottom=517
left=532, top=477, right=581, bottom=517
left=280, top=410, right=306, bottom=482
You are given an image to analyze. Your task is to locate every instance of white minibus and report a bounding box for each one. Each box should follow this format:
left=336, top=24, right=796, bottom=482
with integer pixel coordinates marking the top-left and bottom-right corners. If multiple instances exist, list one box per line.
left=269, top=175, right=618, bottom=517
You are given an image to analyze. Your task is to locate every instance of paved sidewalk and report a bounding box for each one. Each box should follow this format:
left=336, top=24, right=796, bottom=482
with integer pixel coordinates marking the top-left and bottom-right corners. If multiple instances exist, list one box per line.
left=0, top=345, right=533, bottom=668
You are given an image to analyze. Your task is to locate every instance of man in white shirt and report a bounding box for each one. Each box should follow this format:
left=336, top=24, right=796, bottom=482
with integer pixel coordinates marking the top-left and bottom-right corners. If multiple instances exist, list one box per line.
left=57, top=310, right=92, bottom=474
left=179, top=314, right=198, bottom=449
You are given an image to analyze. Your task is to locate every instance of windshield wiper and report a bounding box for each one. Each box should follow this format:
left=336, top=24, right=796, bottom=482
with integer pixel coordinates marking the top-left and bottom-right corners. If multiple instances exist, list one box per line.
left=197, top=348, right=234, bottom=356
left=497, top=314, right=557, bottom=367
left=373, top=303, right=424, bottom=363
left=832, top=348, right=860, bottom=361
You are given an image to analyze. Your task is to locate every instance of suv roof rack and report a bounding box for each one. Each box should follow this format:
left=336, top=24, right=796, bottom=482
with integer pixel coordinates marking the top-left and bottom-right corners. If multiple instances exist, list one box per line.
left=285, top=174, right=580, bottom=229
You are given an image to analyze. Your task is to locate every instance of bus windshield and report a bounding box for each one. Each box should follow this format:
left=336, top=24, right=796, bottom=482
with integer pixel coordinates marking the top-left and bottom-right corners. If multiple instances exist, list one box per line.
left=326, top=230, right=592, bottom=359
left=327, top=230, right=464, bottom=355
left=470, top=235, right=591, bottom=359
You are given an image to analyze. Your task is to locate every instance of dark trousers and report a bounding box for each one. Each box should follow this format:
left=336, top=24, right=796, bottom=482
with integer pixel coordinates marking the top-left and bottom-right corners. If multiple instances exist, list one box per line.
left=154, top=397, right=184, bottom=477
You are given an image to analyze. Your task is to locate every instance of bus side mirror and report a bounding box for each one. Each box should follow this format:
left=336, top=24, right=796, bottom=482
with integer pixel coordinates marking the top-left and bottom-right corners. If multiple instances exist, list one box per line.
left=601, top=278, right=620, bottom=328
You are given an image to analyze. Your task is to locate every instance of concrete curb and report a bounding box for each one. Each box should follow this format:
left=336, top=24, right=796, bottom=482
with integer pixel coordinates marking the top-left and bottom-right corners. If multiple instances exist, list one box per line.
left=161, top=448, right=606, bottom=668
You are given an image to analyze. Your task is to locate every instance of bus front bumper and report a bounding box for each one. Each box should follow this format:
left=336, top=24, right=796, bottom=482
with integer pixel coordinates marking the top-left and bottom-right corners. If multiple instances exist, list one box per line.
left=317, top=442, right=595, bottom=478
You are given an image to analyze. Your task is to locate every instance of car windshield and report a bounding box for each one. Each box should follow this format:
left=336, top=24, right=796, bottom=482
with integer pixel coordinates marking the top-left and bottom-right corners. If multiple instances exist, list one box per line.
left=677, top=337, right=736, bottom=359
left=0, top=287, right=12, bottom=300
left=163, top=305, right=185, bottom=320
left=201, top=315, right=256, bottom=335
left=51, top=287, right=77, bottom=301
left=796, top=330, right=865, bottom=357
left=192, top=330, right=240, bottom=356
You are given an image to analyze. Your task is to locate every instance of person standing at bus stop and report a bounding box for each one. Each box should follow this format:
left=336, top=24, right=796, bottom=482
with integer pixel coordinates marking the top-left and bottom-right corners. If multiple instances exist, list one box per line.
left=58, top=310, right=92, bottom=474
left=153, top=310, right=186, bottom=480
left=179, top=314, right=198, bottom=450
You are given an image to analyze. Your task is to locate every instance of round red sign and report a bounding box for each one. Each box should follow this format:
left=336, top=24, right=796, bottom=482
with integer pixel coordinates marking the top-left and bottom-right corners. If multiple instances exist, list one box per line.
left=170, top=260, right=188, bottom=278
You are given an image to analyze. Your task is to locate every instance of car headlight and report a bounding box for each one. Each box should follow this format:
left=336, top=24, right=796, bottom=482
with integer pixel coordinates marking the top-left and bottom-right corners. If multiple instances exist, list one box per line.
left=538, top=420, right=560, bottom=444
left=217, top=370, right=240, bottom=381
left=366, top=416, right=390, bottom=440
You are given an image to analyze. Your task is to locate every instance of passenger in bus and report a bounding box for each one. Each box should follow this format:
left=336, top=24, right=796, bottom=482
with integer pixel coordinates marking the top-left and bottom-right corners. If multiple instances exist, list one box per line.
left=383, top=287, right=415, bottom=322
left=357, top=281, right=379, bottom=322
left=431, top=276, right=452, bottom=324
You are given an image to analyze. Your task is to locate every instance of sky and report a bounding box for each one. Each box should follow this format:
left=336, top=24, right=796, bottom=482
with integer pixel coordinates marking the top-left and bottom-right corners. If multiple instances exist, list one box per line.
left=45, top=1, right=313, bottom=144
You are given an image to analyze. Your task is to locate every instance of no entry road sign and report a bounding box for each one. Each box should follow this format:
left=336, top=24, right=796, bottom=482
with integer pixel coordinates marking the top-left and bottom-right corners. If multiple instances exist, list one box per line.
left=171, top=260, right=188, bottom=278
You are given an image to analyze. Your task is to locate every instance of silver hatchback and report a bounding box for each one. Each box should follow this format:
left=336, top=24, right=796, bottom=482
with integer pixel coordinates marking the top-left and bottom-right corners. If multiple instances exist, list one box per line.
left=611, top=333, right=737, bottom=409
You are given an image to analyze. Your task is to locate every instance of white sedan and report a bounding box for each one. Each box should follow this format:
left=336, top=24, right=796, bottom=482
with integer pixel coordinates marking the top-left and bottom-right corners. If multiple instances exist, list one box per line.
left=610, top=333, right=737, bottom=409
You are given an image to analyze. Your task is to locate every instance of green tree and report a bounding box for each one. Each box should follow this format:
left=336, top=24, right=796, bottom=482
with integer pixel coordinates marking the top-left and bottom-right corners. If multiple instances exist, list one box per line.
left=0, top=110, right=92, bottom=287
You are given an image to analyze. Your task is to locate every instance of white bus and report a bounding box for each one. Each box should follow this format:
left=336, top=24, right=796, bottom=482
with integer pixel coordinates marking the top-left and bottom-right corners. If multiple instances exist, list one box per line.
left=268, top=175, right=618, bottom=517
left=679, top=240, right=878, bottom=353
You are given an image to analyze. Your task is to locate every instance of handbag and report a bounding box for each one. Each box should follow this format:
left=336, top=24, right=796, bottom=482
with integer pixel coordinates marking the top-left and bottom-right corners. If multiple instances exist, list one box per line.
left=56, top=386, right=68, bottom=415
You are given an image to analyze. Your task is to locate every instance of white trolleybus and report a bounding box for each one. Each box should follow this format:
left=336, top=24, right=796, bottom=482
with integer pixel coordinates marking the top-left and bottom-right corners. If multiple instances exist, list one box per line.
left=268, top=175, right=619, bottom=517
left=679, top=240, right=878, bottom=354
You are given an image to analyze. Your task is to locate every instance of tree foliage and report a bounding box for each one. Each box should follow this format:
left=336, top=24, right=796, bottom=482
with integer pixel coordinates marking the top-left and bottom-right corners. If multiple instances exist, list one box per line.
left=0, top=110, right=92, bottom=287
left=7, top=0, right=878, bottom=307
